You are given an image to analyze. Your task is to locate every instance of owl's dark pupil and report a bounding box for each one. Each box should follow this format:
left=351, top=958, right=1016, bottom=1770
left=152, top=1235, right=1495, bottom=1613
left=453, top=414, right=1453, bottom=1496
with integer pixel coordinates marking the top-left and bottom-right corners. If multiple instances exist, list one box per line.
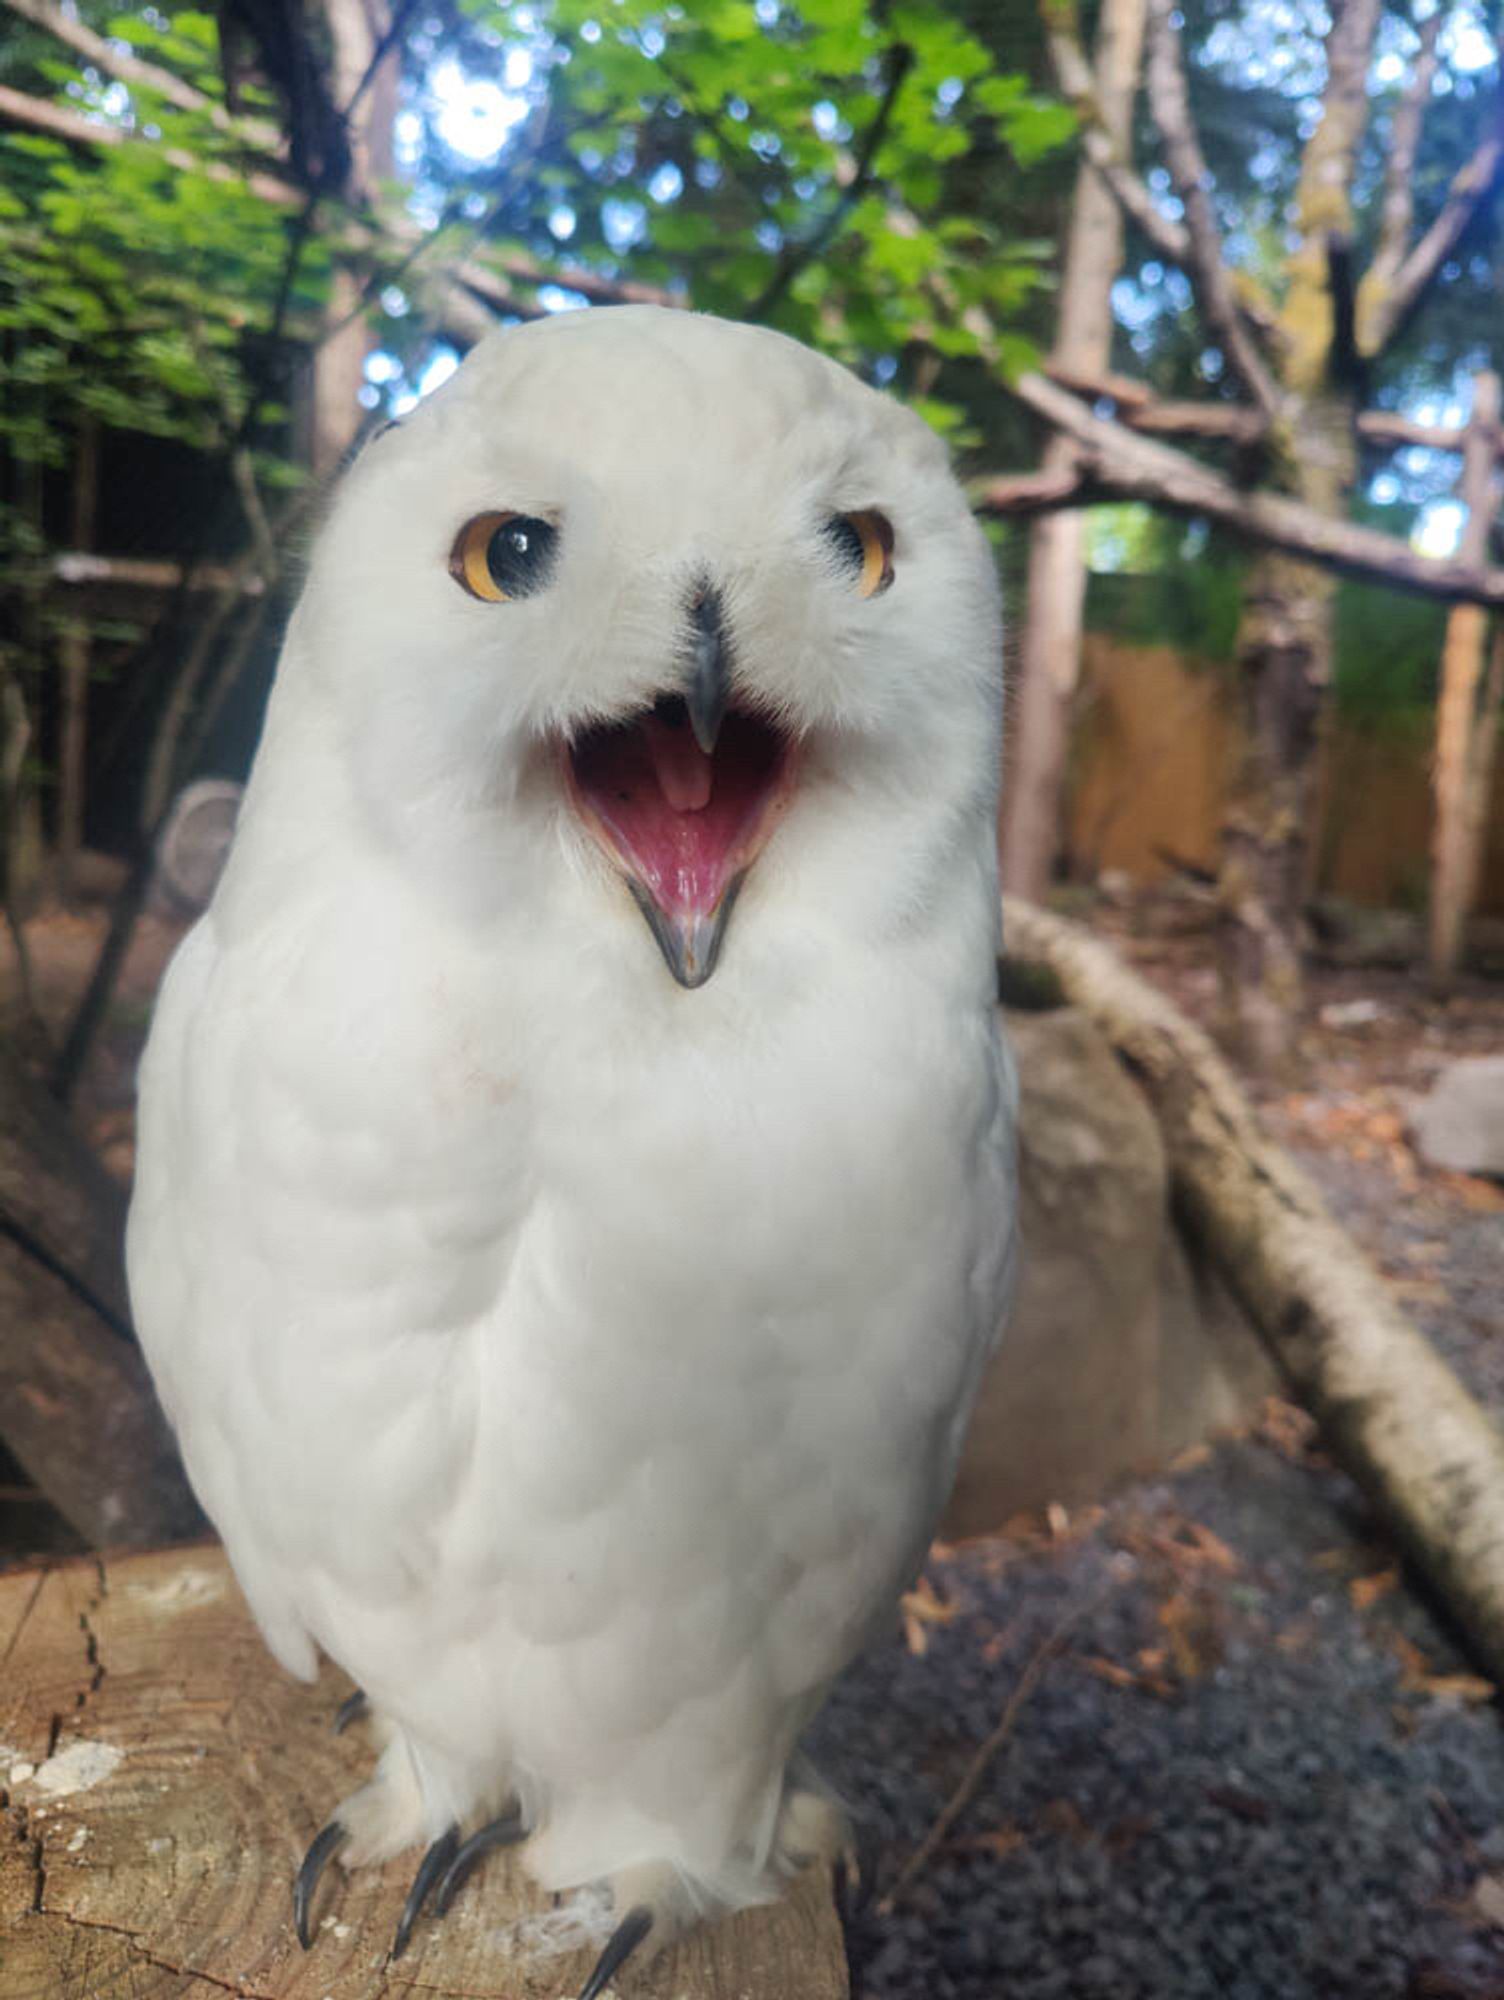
left=486, top=515, right=557, bottom=597
left=822, top=515, right=865, bottom=574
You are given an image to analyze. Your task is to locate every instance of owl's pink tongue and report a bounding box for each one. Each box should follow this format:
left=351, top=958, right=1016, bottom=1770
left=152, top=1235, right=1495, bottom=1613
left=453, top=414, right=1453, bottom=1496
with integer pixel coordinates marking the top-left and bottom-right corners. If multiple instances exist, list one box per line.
left=568, top=699, right=794, bottom=955
left=641, top=709, right=713, bottom=813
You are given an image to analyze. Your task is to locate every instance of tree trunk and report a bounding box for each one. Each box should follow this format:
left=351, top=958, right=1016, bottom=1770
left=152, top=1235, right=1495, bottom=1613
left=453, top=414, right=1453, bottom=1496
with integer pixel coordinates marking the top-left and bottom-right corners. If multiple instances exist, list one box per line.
left=309, top=0, right=399, bottom=477
left=1428, top=370, right=1502, bottom=986
left=1220, top=393, right=1354, bottom=1071
left=1003, top=896, right=1504, bottom=1690
left=999, top=0, right=1146, bottom=901
left=1214, top=0, right=1380, bottom=1069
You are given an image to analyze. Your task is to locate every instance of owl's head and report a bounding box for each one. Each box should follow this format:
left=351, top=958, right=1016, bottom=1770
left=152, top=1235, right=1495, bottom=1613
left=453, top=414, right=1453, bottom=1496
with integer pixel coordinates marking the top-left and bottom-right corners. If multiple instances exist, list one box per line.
left=289, top=306, right=1001, bottom=988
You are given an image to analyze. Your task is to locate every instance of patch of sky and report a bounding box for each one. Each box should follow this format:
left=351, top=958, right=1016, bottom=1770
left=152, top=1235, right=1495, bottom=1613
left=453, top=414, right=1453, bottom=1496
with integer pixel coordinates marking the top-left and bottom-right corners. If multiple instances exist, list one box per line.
left=364, top=351, right=403, bottom=386
left=873, top=355, right=898, bottom=383
left=389, top=346, right=461, bottom=417
left=647, top=162, right=683, bottom=203
left=694, top=159, right=723, bottom=189
left=755, top=220, right=784, bottom=252
left=580, top=19, right=601, bottom=42
left=812, top=100, right=843, bottom=141
left=727, top=96, right=750, bottom=121
left=537, top=285, right=590, bottom=312
left=429, top=55, right=532, bottom=163
left=548, top=203, right=578, bottom=239
left=381, top=287, right=410, bottom=317
left=936, top=77, right=965, bottom=111
left=750, top=130, right=781, bottom=159
left=1443, top=4, right=1498, bottom=72
left=1413, top=499, right=1464, bottom=557
left=755, top=0, right=779, bottom=22
left=602, top=197, right=648, bottom=251
left=638, top=24, right=666, bottom=56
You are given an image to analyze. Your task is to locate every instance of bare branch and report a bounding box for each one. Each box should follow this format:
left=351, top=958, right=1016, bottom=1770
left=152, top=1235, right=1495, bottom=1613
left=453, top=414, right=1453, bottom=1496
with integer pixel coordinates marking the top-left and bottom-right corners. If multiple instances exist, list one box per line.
left=1364, top=108, right=1504, bottom=357
left=746, top=40, right=914, bottom=322
left=48, top=554, right=268, bottom=592
left=2, top=0, right=284, bottom=153
left=1355, top=5, right=1443, bottom=351
left=1142, top=0, right=1282, bottom=415
left=975, top=373, right=1504, bottom=607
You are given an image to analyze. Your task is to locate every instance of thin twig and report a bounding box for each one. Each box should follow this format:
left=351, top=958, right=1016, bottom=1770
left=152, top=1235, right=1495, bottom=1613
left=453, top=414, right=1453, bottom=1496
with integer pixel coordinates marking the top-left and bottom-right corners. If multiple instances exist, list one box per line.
left=878, top=1574, right=1122, bottom=1913
left=745, top=41, right=915, bottom=322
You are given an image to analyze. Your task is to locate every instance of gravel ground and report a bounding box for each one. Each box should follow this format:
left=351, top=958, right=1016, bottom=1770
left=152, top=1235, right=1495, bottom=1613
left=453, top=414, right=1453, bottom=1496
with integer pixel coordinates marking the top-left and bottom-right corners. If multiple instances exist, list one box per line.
left=813, top=1435, right=1504, bottom=2000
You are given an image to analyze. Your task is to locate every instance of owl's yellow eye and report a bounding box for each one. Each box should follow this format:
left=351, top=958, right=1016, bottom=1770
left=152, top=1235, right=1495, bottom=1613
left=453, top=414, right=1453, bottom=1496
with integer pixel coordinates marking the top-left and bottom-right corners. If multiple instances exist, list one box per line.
left=823, top=510, right=895, bottom=598
left=449, top=512, right=559, bottom=602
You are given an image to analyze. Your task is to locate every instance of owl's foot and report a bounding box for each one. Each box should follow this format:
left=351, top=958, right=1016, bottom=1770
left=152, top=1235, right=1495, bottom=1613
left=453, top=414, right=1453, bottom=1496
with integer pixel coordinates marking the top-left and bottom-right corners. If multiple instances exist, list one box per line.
left=332, top=1687, right=368, bottom=1734
left=773, top=1785, right=855, bottom=1880
left=578, top=1902, right=655, bottom=2000
left=433, top=1804, right=528, bottom=1915
left=293, top=1738, right=434, bottom=1948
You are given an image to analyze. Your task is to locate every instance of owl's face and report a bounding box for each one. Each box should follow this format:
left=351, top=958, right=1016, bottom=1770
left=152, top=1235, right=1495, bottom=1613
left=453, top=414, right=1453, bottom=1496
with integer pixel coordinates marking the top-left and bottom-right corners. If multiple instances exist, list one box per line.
left=293, top=307, right=1001, bottom=986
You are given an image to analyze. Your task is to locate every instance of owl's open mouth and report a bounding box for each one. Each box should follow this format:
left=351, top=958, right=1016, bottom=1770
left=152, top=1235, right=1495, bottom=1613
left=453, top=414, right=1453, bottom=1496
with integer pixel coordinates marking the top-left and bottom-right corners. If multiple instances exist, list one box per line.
left=564, top=694, right=798, bottom=987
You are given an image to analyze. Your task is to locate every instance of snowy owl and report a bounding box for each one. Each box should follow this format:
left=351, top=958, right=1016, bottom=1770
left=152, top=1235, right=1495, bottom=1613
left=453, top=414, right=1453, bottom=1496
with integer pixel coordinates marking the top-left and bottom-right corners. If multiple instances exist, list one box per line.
left=127, top=305, right=1017, bottom=1995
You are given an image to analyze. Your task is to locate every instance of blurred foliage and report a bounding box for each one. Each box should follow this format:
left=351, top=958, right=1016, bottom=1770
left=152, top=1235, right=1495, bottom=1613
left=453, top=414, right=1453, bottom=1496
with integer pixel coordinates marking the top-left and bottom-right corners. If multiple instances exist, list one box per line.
left=0, top=0, right=1075, bottom=499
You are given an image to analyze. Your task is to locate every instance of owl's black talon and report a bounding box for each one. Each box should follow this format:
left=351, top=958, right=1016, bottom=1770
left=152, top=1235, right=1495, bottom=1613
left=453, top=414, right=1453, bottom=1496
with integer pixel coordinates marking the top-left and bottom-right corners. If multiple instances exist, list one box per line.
left=332, top=1689, right=368, bottom=1735
left=391, top=1824, right=460, bottom=1960
left=578, top=1905, right=654, bottom=2000
left=294, top=1818, right=348, bottom=1948
left=433, top=1805, right=527, bottom=1916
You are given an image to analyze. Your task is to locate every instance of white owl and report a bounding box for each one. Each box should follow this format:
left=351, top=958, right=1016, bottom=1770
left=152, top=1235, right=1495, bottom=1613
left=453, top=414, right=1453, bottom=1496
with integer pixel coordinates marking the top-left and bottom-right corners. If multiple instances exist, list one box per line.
left=126, top=305, right=1016, bottom=1995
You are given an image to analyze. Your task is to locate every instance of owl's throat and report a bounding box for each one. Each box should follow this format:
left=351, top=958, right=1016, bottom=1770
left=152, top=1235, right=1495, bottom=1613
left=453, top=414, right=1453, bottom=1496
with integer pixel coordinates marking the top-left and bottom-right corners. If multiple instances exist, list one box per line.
left=565, top=696, right=797, bottom=988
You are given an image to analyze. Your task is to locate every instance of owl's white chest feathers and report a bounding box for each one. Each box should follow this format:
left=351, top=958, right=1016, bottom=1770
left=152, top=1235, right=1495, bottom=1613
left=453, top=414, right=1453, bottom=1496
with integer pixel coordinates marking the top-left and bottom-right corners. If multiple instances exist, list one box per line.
left=130, top=798, right=1012, bottom=1887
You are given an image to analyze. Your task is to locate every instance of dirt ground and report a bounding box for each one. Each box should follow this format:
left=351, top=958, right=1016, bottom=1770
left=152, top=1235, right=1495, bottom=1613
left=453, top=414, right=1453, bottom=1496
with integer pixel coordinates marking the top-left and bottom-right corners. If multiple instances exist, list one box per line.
left=3, top=884, right=1503, bottom=1997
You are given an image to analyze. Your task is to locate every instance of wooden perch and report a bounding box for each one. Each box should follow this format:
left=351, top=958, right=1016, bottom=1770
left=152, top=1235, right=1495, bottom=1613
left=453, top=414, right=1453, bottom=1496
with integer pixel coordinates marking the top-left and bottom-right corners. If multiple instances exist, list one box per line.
left=1001, top=898, right=1504, bottom=1688
left=0, top=1547, right=847, bottom=1999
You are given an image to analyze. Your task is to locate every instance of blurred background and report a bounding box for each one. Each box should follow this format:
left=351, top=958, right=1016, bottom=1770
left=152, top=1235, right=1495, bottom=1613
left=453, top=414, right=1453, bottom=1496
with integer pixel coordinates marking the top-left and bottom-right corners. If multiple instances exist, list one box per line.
left=1, top=1, right=1502, bottom=1993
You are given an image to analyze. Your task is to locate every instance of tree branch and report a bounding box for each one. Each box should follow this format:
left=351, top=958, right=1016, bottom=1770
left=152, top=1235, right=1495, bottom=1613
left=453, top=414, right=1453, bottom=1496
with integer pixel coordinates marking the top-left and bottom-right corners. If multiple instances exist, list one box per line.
left=745, top=40, right=914, bottom=322
left=1363, top=94, right=1504, bottom=357
left=2, top=0, right=284, bottom=153
left=1354, top=4, right=1443, bottom=354
left=974, top=372, right=1504, bottom=608
left=1142, top=0, right=1281, bottom=416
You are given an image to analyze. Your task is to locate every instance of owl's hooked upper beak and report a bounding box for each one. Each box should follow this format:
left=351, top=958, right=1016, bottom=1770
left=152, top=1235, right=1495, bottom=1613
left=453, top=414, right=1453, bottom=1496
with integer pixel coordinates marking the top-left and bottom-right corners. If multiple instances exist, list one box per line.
left=562, top=587, right=798, bottom=989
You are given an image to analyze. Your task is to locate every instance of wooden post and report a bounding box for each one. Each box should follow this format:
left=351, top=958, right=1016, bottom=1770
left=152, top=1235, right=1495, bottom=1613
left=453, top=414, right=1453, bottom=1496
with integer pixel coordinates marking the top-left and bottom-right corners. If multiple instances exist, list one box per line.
left=1429, top=369, right=1503, bottom=986
left=0, top=1547, right=849, bottom=1999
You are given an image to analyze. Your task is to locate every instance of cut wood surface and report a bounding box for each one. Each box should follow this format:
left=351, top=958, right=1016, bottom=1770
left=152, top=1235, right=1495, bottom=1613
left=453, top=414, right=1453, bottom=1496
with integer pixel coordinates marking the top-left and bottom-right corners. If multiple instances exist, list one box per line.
left=1002, top=897, right=1504, bottom=1686
left=0, top=1546, right=847, bottom=2000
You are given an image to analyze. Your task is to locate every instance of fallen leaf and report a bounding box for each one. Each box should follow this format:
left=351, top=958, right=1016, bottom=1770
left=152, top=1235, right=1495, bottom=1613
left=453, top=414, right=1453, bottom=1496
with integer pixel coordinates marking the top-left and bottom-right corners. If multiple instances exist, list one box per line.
left=1350, top=1567, right=1400, bottom=1611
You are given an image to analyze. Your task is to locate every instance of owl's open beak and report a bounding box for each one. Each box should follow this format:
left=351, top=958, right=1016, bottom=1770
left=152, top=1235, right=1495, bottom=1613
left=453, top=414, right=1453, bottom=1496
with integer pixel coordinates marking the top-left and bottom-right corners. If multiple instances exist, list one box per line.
left=563, top=689, right=797, bottom=988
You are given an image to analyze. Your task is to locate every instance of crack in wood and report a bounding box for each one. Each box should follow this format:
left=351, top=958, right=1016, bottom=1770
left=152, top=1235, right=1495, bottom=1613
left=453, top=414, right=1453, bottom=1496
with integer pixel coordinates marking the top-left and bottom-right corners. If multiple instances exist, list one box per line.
left=0, top=1567, right=47, bottom=1667
left=43, top=1908, right=282, bottom=1999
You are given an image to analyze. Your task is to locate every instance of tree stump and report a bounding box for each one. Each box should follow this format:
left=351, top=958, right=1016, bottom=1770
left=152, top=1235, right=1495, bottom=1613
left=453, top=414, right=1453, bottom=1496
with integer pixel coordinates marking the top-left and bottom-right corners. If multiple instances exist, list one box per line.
left=0, top=1547, right=848, bottom=1999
